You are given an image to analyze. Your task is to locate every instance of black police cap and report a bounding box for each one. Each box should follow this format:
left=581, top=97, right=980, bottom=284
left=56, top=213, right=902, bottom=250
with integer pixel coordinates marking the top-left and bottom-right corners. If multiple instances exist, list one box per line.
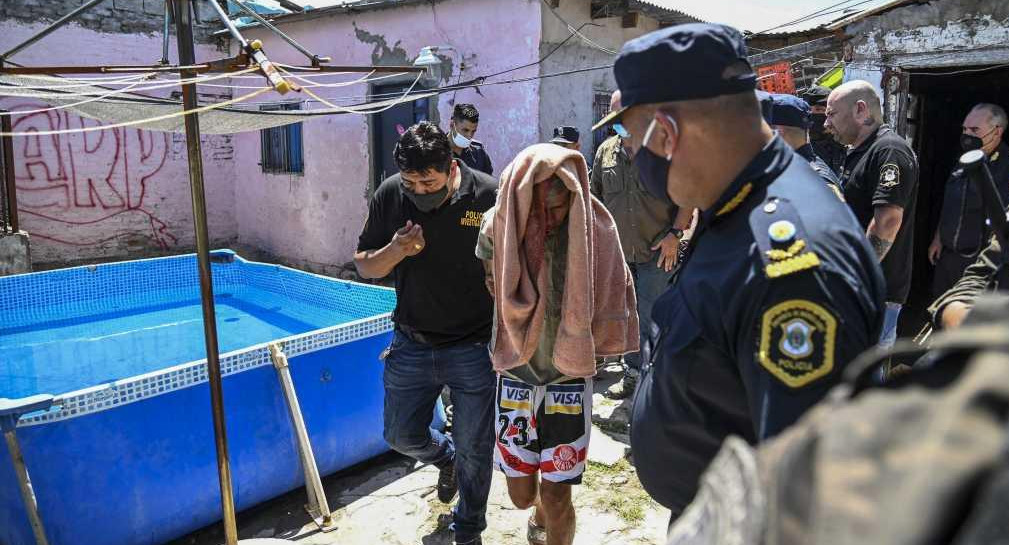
left=550, top=126, right=580, bottom=145
left=593, top=23, right=756, bottom=131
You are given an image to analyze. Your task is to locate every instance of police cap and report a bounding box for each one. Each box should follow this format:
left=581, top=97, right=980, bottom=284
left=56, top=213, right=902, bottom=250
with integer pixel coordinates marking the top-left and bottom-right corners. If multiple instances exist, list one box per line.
left=593, top=23, right=757, bottom=131
left=769, top=94, right=812, bottom=129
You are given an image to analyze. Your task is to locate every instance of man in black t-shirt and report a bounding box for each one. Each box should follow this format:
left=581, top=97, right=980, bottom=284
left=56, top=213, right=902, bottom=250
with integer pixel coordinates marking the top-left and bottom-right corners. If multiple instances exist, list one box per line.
left=826, top=80, right=919, bottom=348
left=354, top=122, right=497, bottom=545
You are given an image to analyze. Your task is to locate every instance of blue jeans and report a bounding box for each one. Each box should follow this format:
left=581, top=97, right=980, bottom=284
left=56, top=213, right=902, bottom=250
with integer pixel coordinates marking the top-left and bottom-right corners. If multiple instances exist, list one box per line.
left=879, top=302, right=902, bottom=349
left=625, top=255, right=673, bottom=374
left=382, top=330, right=496, bottom=543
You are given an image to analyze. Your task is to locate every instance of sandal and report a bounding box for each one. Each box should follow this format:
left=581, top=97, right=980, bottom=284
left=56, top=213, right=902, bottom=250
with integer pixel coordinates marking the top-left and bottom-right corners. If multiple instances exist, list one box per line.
left=527, top=515, right=547, bottom=545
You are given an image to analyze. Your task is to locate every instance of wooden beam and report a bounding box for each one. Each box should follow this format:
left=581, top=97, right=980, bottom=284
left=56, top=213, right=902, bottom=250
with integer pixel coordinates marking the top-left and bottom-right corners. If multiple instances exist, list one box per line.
left=748, top=35, right=839, bottom=67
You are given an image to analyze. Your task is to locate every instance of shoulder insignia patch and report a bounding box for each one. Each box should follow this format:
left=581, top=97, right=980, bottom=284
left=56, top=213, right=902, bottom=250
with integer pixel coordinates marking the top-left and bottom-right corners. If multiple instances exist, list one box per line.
left=758, top=299, right=837, bottom=388
left=879, top=163, right=901, bottom=188
left=828, top=183, right=845, bottom=202
left=992, top=151, right=1000, bottom=163
left=750, top=198, right=822, bottom=279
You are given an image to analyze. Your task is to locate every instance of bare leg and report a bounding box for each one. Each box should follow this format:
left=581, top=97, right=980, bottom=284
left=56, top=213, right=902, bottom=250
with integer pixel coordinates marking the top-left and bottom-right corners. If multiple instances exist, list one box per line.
left=539, top=480, right=575, bottom=545
left=505, top=474, right=539, bottom=510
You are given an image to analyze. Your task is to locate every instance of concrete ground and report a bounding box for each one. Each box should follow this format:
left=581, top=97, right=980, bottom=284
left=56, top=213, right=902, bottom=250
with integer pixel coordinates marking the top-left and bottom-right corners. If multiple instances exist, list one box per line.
left=170, top=365, right=669, bottom=545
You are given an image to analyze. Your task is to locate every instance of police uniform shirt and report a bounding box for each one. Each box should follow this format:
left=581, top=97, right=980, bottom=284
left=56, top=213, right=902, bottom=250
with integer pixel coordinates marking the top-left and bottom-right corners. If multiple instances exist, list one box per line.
left=357, top=161, right=498, bottom=346
left=630, top=136, right=885, bottom=514
left=796, top=142, right=841, bottom=188
left=455, top=140, right=494, bottom=176
left=841, top=124, right=919, bottom=304
left=938, top=141, right=1009, bottom=254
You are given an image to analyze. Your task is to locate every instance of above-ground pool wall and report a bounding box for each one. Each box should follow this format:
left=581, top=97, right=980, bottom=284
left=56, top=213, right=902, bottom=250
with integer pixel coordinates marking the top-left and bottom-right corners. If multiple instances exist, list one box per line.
left=232, top=0, right=543, bottom=275
left=0, top=1, right=237, bottom=268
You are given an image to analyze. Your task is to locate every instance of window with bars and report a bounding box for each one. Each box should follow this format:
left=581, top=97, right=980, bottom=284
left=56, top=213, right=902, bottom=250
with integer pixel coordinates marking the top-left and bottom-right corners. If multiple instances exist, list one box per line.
left=592, top=91, right=614, bottom=160
left=260, top=103, right=304, bottom=174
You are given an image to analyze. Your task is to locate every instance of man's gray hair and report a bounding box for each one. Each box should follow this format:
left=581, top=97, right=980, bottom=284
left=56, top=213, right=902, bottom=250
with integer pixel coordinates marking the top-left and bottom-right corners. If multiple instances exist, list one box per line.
left=972, top=103, right=1008, bottom=129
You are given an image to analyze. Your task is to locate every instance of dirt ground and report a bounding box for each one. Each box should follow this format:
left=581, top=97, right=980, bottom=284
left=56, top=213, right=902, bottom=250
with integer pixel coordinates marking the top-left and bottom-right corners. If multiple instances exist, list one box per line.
left=170, top=366, right=670, bottom=545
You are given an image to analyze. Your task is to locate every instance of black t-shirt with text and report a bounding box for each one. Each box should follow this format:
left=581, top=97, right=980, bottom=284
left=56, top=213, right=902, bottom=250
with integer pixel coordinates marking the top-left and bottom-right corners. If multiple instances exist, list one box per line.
left=357, top=162, right=498, bottom=346
left=842, top=124, right=919, bottom=304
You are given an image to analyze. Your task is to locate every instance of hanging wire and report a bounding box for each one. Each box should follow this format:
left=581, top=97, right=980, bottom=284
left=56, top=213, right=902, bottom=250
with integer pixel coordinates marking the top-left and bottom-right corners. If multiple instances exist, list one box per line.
left=5, top=79, right=149, bottom=116
left=539, top=0, right=618, bottom=55
left=0, top=66, right=262, bottom=99
left=0, top=86, right=272, bottom=136
left=279, top=65, right=423, bottom=115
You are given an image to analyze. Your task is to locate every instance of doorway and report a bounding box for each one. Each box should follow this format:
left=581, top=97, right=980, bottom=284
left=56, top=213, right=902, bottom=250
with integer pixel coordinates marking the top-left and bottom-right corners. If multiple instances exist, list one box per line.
left=371, top=83, right=432, bottom=191
left=897, top=64, right=1009, bottom=337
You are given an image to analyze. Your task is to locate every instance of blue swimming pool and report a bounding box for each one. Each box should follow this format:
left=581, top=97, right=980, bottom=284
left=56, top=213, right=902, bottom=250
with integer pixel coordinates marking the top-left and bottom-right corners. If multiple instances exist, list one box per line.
left=0, top=251, right=438, bottom=545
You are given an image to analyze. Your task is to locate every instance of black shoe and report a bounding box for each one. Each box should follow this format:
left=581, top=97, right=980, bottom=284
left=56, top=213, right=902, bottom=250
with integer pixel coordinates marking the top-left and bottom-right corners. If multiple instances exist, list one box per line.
left=437, top=463, right=458, bottom=504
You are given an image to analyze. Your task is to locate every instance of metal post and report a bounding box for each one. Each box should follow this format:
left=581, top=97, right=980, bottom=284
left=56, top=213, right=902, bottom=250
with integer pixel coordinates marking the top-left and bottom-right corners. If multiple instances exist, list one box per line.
left=172, top=1, right=238, bottom=544
left=161, top=0, right=172, bottom=65
left=1, top=112, right=18, bottom=233
left=4, top=431, right=49, bottom=545
left=0, top=0, right=109, bottom=63
left=268, top=344, right=337, bottom=532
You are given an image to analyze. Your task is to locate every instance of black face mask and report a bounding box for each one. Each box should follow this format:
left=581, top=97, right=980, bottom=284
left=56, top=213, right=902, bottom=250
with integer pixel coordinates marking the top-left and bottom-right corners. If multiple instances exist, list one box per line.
left=960, top=133, right=984, bottom=152
left=632, top=117, right=675, bottom=205
left=810, top=114, right=828, bottom=139
left=402, top=182, right=449, bottom=212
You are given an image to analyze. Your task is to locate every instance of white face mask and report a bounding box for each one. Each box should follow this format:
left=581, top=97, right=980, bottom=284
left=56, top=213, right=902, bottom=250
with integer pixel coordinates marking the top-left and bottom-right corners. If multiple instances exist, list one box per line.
left=452, top=131, right=472, bottom=149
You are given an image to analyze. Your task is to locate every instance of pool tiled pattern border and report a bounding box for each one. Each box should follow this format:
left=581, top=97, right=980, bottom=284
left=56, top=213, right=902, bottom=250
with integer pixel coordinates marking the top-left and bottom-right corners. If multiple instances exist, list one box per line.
left=1, top=251, right=396, bottom=428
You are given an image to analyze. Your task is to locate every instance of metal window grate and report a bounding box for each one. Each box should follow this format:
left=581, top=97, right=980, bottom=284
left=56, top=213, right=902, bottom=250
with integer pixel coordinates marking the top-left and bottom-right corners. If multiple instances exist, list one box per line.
left=260, top=103, right=304, bottom=174
left=592, top=91, right=613, bottom=160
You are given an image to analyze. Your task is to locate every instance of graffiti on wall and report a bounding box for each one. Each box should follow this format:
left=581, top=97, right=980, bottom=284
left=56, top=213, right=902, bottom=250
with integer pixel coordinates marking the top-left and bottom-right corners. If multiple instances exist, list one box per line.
left=11, top=107, right=176, bottom=250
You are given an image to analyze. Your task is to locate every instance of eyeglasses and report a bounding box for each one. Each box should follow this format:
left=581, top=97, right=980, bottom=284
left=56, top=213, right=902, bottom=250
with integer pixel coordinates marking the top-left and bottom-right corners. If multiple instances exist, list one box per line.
left=613, top=123, right=630, bottom=139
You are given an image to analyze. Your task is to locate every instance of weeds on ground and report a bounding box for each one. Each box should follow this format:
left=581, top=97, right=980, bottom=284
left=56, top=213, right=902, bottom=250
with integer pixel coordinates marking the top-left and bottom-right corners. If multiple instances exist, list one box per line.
left=582, top=460, right=656, bottom=525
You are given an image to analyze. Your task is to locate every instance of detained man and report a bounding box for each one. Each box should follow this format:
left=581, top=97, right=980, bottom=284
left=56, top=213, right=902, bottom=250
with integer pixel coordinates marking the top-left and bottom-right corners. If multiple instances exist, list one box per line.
left=476, top=144, right=639, bottom=545
left=354, top=122, right=497, bottom=545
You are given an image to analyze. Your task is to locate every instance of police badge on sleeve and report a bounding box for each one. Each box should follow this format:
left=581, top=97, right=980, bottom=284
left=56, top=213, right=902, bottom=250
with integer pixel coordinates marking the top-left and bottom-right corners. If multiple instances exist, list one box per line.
left=879, top=163, right=901, bottom=188
left=758, top=300, right=838, bottom=388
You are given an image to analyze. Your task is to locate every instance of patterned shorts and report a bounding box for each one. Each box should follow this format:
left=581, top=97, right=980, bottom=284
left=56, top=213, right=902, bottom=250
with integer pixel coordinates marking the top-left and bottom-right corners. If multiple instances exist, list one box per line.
left=493, top=375, right=593, bottom=484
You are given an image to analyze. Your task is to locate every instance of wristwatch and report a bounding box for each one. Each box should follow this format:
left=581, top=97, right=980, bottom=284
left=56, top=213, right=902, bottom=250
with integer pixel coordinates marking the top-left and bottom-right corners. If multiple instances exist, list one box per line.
left=670, top=227, right=685, bottom=239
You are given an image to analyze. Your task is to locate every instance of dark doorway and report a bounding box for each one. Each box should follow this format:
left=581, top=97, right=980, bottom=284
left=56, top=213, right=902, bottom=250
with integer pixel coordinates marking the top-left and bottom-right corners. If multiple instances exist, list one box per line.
left=372, top=83, right=431, bottom=191
left=897, top=64, right=1009, bottom=338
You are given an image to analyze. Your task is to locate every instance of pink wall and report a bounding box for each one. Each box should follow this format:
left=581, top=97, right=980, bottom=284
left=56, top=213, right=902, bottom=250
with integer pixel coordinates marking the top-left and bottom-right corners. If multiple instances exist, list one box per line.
left=234, top=0, right=543, bottom=272
left=0, top=22, right=235, bottom=265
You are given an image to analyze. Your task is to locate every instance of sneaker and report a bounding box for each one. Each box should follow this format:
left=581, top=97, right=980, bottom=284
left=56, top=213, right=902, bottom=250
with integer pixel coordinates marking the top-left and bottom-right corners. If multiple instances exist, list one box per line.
left=605, top=372, right=638, bottom=400
left=437, top=463, right=458, bottom=504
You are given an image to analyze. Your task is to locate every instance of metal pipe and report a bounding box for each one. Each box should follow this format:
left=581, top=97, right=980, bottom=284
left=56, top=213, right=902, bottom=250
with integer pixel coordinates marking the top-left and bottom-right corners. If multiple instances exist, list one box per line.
left=161, top=0, right=172, bottom=65
left=205, top=0, right=291, bottom=94
left=0, top=0, right=109, bottom=63
left=0, top=63, right=421, bottom=75
left=4, top=430, right=49, bottom=545
left=172, top=2, right=238, bottom=544
left=231, top=0, right=331, bottom=66
left=1, top=112, right=18, bottom=233
left=268, top=344, right=336, bottom=531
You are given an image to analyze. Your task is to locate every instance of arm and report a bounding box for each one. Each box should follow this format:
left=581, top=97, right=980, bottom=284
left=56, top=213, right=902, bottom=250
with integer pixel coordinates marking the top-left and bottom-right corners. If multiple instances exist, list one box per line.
left=590, top=151, right=604, bottom=199
left=737, top=270, right=878, bottom=439
left=866, top=204, right=903, bottom=261
left=928, top=227, right=942, bottom=265
left=652, top=206, right=696, bottom=272
left=354, top=221, right=425, bottom=279
left=928, top=235, right=1002, bottom=329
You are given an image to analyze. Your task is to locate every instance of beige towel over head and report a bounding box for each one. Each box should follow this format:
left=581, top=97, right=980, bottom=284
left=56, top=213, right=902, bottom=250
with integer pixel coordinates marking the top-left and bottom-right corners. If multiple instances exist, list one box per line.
left=490, top=143, right=639, bottom=378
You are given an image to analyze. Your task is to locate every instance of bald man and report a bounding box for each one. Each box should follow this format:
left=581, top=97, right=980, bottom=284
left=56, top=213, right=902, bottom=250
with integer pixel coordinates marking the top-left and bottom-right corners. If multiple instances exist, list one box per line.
left=826, top=80, right=919, bottom=349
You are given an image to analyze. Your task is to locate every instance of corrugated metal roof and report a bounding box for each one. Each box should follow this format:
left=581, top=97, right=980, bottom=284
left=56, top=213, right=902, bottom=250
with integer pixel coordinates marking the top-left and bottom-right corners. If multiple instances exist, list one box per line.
left=629, top=0, right=701, bottom=24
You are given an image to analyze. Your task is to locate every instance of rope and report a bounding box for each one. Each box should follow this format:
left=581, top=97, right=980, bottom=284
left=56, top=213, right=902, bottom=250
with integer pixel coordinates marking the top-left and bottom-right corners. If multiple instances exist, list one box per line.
left=6, top=79, right=148, bottom=116
left=0, top=86, right=272, bottom=136
left=0, top=66, right=262, bottom=99
left=279, top=66, right=423, bottom=115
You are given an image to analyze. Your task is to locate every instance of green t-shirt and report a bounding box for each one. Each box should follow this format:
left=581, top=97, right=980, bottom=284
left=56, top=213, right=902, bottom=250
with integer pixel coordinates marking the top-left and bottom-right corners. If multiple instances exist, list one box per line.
left=475, top=206, right=572, bottom=386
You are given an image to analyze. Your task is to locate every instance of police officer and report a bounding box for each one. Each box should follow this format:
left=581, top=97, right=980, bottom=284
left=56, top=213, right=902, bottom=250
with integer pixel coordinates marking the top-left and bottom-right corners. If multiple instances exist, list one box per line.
left=594, top=23, right=886, bottom=519
left=803, top=84, right=847, bottom=175
left=449, top=103, right=494, bottom=176
left=826, top=80, right=919, bottom=349
left=928, top=103, right=1009, bottom=301
left=767, top=93, right=842, bottom=189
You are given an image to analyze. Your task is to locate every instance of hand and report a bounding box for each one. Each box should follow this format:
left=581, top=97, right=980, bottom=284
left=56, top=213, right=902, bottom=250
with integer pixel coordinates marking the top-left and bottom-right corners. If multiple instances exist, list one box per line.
left=941, top=301, right=970, bottom=330
left=392, top=220, right=426, bottom=257
left=652, top=232, right=680, bottom=272
left=928, top=237, right=942, bottom=265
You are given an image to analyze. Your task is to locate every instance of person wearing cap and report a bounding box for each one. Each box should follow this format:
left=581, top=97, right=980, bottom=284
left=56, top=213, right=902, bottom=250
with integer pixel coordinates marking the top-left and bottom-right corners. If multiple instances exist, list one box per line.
left=550, top=126, right=582, bottom=152
left=596, top=23, right=886, bottom=519
left=802, top=85, right=847, bottom=175
left=590, top=90, right=694, bottom=400
left=767, top=93, right=842, bottom=189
